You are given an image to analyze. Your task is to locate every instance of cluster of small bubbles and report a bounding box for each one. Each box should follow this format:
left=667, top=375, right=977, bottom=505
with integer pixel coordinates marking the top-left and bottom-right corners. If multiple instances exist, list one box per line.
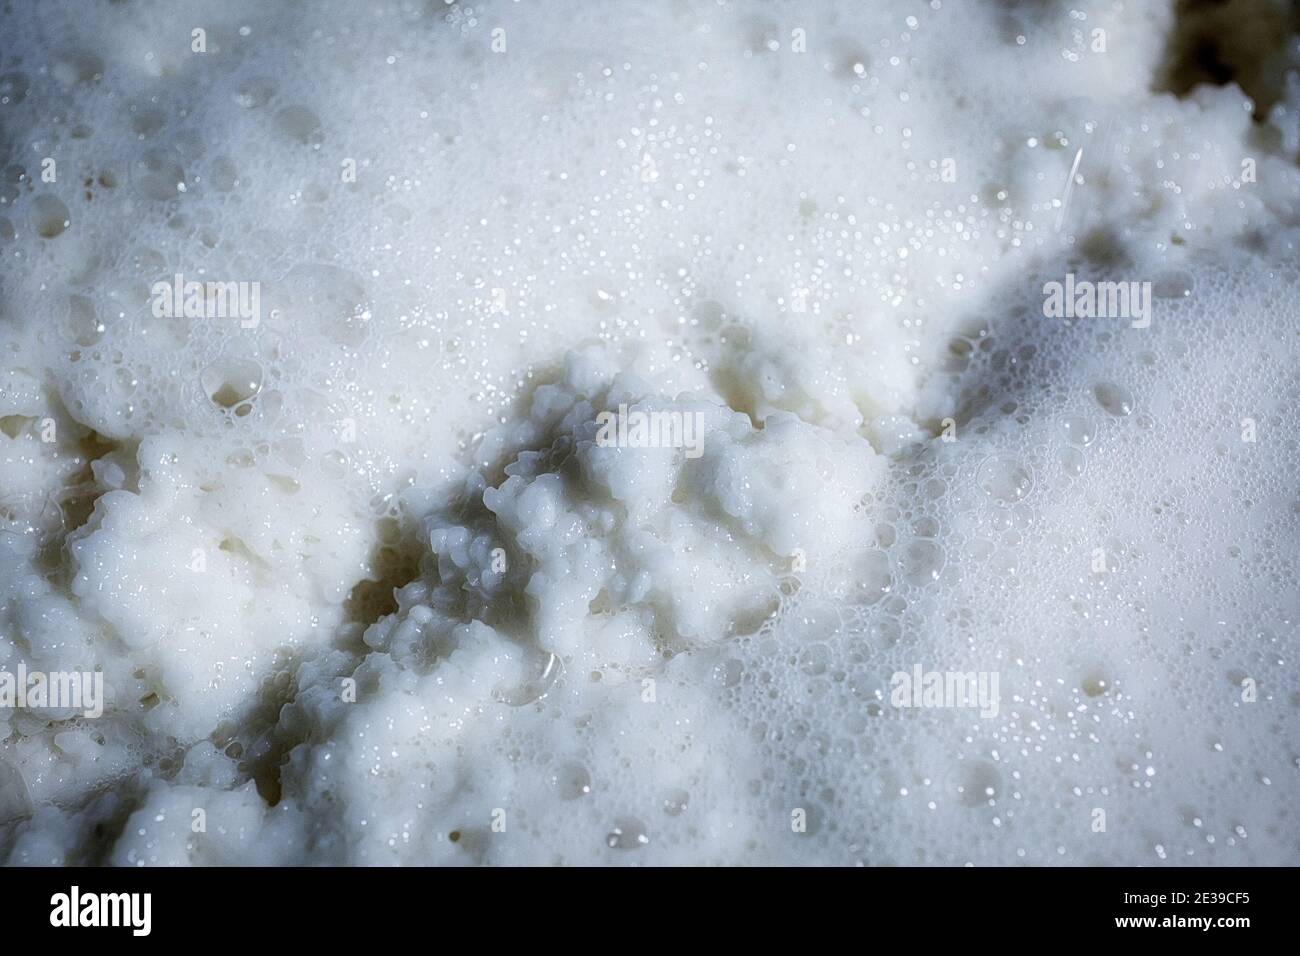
left=677, top=246, right=1300, bottom=864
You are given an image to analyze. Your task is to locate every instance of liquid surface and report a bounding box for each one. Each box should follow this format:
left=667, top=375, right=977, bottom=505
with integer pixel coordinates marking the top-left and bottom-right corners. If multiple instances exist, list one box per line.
left=1, top=0, right=1298, bottom=865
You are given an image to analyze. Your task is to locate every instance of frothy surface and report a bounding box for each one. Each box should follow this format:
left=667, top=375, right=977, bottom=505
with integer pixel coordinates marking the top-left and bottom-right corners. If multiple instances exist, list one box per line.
left=1, top=0, right=1297, bottom=864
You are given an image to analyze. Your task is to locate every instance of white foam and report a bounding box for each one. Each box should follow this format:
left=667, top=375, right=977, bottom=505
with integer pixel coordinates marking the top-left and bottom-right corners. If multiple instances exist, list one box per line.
left=0, top=0, right=1297, bottom=864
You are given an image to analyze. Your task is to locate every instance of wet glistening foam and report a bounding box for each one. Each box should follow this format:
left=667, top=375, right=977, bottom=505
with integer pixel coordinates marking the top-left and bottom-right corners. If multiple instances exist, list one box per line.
left=0, top=0, right=1297, bottom=864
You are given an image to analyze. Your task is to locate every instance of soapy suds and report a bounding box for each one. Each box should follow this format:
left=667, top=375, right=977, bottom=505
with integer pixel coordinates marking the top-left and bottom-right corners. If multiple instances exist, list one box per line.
left=0, top=0, right=1297, bottom=865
